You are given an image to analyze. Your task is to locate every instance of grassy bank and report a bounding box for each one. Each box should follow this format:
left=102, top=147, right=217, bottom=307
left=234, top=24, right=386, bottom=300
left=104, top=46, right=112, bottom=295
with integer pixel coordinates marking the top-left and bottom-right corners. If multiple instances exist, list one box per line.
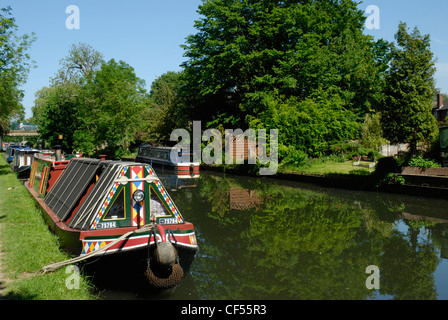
left=0, top=155, right=95, bottom=300
left=278, top=159, right=373, bottom=176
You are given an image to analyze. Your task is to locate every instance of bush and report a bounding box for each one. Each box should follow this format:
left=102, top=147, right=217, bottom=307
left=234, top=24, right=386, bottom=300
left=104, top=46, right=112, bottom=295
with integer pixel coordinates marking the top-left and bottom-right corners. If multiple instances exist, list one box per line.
left=407, top=156, right=441, bottom=168
left=279, top=145, right=308, bottom=167
left=375, top=157, right=401, bottom=175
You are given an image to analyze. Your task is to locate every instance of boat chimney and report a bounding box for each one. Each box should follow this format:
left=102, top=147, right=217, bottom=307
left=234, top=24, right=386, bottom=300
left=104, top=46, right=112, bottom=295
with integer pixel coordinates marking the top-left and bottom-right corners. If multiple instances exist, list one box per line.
left=54, top=145, right=62, bottom=161
left=438, top=93, right=444, bottom=109
left=54, top=135, right=63, bottom=161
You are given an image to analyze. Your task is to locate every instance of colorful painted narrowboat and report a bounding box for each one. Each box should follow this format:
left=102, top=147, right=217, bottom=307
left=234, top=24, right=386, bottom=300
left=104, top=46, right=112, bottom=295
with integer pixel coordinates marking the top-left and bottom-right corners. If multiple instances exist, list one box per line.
left=26, top=154, right=198, bottom=288
left=136, top=144, right=200, bottom=175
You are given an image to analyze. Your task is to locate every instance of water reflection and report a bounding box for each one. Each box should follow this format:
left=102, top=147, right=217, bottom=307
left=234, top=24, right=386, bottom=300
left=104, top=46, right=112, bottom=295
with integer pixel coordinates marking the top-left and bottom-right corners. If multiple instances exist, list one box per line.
left=165, top=171, right=448, bottom=300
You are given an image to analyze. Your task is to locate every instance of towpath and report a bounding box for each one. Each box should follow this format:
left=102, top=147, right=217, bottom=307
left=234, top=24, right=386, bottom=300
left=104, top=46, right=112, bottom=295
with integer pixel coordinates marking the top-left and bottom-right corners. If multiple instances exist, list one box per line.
left=0, top=238, right=5, bottom=299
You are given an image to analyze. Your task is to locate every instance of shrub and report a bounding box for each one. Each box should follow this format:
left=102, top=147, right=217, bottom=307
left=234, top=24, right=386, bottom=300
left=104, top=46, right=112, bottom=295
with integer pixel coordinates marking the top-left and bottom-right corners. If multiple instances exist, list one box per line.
left=279, top=145, right=308, bottom=167
left=407, top=156, right=441, bottom=168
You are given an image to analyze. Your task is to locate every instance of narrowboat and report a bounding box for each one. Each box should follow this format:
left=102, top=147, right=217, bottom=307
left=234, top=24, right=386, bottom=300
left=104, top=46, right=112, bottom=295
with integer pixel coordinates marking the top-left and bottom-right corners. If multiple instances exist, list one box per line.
left=5, top=144, right=22, bottom=163
left=25, top=154, right=198, bottom=288
left=136, top=144, right=200, bottom=175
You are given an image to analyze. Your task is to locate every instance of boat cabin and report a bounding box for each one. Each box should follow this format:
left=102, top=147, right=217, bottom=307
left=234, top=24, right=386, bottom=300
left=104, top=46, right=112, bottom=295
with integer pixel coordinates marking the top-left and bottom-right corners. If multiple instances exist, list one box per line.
left=136, top=144, right=200, bottom=175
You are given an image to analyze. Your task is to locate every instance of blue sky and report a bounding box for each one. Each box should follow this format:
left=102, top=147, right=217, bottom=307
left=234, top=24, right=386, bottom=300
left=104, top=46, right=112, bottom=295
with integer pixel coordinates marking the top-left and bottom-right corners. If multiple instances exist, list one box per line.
left=4, top=0, right=448, bottom=119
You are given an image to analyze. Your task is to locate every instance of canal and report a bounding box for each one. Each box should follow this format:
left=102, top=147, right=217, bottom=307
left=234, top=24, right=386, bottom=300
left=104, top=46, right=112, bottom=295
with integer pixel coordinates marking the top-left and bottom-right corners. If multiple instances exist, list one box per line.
left=96, top=170, right=448, bottom=300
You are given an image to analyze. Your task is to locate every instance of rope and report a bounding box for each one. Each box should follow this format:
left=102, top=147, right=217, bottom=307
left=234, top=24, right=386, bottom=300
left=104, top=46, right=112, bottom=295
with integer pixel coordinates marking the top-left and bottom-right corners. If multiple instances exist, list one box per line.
left=38, top=223, right=156, bottom=274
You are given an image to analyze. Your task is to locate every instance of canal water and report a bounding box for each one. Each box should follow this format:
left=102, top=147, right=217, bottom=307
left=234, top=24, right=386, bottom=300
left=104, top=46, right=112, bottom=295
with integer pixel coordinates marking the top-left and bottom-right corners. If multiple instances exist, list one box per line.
left=96, top=170, right=448, bottom=300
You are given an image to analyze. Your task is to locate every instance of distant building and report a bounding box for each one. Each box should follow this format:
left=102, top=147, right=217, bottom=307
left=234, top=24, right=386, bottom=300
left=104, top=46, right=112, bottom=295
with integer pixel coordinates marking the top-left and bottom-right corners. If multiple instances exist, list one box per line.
left=433, top=93, right=448, bottom=123
left=10, top=122, right=39, bottom=131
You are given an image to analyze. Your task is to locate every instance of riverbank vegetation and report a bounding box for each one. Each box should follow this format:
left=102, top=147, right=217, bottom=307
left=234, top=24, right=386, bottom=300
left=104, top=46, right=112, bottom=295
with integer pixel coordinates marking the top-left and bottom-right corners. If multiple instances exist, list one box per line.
left=0, top=156, right=95, bottom=300
left=2, top=1, right=444, bottom=171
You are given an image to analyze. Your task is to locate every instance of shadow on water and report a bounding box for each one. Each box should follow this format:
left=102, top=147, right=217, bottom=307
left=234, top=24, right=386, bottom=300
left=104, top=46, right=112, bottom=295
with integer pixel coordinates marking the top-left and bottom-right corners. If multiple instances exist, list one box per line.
left=82, top=247, right=198, bottom=300
left=82, top=170, right=448, bottom=300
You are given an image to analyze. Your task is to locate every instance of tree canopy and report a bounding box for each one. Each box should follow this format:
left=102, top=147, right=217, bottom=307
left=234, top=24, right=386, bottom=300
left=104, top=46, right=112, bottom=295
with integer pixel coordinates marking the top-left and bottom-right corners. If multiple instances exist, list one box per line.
left=380, top=22, right=438, bottom=154
left=26, top=1, right=440, bottom=163
left=0, top=6, right=35, bottom=135
left=32, top=44, right=147, bottom=157
left=181, top=0, right=391, bottom=157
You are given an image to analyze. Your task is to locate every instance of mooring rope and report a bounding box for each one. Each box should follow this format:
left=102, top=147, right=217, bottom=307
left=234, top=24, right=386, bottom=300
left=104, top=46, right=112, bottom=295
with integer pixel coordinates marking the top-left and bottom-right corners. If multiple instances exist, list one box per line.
left=38, top=223, right=156, bottom=274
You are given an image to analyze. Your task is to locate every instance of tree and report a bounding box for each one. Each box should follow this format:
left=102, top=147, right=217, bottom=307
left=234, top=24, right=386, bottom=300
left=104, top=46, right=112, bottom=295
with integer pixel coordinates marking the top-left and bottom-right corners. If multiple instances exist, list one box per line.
left=360, top=113, right=387, bottom=151
left=141, top=71, right=188, bottom=144
left=52, top=42, right=104, bottom=84
left=0, top=6, right=35, bottom=135
left=180, top=0, right=390, bottom=158
left=34, top=44, right=146, bottom=157
left=181, top=0, right=388, bottom=128
left=34, top=84, right=80, bottom=151
left=87, top=59, right=147, bottom=156
left=380, top=22, right=438, bottom=155
left=33, top=43, right=102, bottom=154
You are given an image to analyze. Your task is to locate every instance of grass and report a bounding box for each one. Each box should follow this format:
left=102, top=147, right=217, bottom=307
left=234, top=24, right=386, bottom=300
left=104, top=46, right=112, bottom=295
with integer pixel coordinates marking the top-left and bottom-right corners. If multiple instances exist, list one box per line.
left=0, top=154, right=95, bottom=300
left=278, top=159, right=374, bottom=176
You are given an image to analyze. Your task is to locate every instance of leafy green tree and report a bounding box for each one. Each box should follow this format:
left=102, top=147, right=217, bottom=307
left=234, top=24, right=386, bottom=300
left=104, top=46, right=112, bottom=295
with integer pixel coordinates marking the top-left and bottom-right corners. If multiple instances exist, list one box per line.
left=181, top=0, right=388, bottom=129
left=360, top=112, right=387, bottom=150
left=0, top=6, right=35, bottom=135
left=33, top=43, right=102, bottom=154
left=142, top=71, right=187, bottom=144
left=52, top=42, right=104, bottom=84
left=56, top=43, right=104, bottom=155
left=87, top=59, right=147, bottom=155
left=34, top=84, right=80, bottom=151
left=251, top=94, right=360, bottom=157
left=380, top=22, right=438, bottom=155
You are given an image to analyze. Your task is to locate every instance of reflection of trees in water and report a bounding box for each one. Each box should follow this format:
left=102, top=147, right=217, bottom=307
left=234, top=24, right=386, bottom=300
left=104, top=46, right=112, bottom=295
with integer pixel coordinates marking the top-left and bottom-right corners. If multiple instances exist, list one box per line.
left=172, top=173, right=442, bottom=300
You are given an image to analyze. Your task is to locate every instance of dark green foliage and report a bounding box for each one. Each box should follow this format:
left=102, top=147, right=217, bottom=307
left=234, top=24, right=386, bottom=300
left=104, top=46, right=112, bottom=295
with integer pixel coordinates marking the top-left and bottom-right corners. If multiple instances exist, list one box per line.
left=380, top=22, right=438, bottom=154
left=407, top=156, right=441, bottom=168
left=28, top=3, right=440, bottom=165
left=32, top=44, right=147, bottom=157
left=34, top=84, right=80, bottom=151
left=181, top=0, right=390, bottom=157
left=0, top=7, right=35, bottom=135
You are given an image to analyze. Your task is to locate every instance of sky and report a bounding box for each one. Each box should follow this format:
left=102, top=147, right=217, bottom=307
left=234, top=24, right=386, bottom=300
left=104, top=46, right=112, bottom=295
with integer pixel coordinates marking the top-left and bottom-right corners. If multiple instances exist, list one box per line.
left=4, top=0, right=448, bottom=120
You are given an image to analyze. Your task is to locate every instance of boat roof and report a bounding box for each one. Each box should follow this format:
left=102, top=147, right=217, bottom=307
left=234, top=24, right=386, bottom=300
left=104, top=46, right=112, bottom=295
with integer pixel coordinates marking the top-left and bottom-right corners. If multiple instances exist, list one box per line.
left=139, top=145, right=176, bottom=151
left=44, top=158, right=159, bottom=230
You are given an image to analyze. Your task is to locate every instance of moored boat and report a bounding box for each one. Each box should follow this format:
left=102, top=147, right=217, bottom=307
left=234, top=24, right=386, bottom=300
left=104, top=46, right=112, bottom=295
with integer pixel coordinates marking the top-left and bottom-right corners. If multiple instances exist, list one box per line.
left=5, top=144, right=22, bottom=163
left=11, top=147, right=40, bottom=179
left=136, top=144, right=200, bottom=175
left=26, top=154, right=198, bottom=288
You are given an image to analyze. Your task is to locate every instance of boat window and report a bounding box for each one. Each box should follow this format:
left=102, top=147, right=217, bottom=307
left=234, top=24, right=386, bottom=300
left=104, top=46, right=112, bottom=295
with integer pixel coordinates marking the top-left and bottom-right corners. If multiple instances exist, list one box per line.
left=103, top=189, right=125, bottom=220
left=150, top=190, right=170, bottom=217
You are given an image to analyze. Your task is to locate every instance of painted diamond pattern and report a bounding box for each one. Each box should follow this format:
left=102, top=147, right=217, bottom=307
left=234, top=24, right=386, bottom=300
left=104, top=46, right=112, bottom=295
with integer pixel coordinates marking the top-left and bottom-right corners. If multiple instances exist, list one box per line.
left=82, top=241, right=108, bottom=255
left=154, top=180, right=183, bottom=224
left=91, top=181, right=120, bottom=230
